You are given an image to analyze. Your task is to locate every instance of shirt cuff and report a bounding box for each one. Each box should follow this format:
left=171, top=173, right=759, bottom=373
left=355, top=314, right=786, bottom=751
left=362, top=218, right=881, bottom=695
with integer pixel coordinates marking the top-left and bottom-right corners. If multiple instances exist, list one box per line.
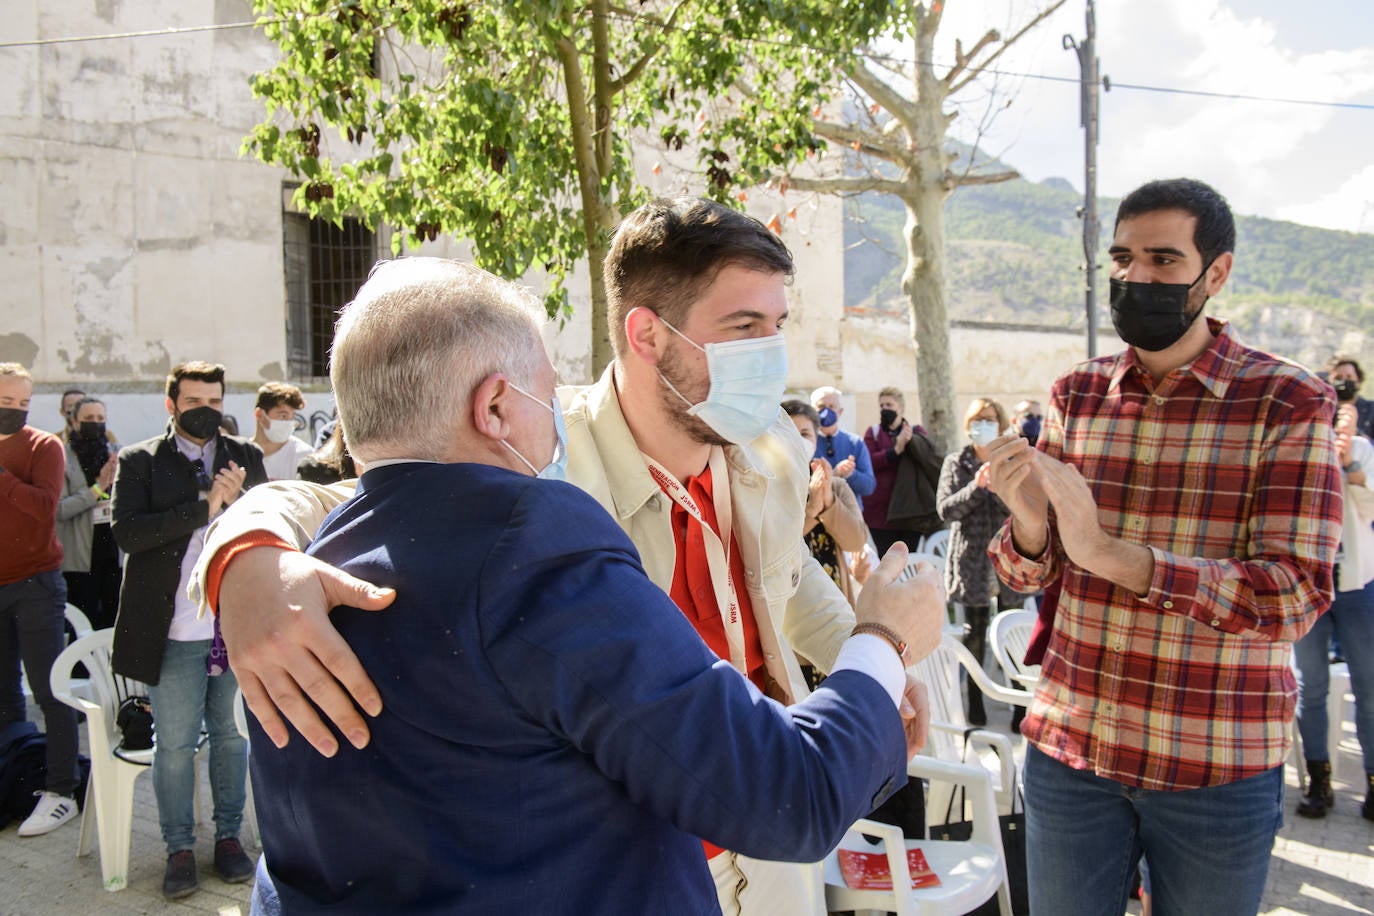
left=830, top=633, right=906, bottom=709
left=1143, top=545, right=1201, bottom=620
left=203, top=531, right=297, bottom=617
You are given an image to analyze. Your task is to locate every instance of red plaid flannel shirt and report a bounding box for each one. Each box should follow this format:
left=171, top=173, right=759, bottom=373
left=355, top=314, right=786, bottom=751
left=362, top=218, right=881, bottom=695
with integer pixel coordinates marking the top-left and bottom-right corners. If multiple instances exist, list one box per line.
left=991, top=320, right=1341, bottom=790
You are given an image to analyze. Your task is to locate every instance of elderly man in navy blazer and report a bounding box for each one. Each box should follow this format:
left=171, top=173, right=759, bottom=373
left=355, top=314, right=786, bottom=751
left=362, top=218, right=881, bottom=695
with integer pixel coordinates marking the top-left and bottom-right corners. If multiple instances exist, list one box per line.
left=243, top=259, right=942, bottom=915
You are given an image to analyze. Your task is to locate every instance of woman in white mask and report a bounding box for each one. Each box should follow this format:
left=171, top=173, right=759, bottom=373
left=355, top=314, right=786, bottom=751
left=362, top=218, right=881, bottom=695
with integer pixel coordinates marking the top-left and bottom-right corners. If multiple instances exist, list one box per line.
left=935, top=397, right=1025, bottom=726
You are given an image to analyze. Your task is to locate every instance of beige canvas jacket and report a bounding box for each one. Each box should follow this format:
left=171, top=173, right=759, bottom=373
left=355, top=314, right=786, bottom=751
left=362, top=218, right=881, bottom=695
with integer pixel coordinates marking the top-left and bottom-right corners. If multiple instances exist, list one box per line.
left=561, top=367, right=855, bottom=703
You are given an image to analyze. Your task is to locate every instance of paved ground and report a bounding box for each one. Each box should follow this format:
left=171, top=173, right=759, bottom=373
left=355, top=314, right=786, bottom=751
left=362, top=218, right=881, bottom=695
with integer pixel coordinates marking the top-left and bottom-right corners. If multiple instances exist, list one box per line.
left=2, top=699, right=1369, bottom=915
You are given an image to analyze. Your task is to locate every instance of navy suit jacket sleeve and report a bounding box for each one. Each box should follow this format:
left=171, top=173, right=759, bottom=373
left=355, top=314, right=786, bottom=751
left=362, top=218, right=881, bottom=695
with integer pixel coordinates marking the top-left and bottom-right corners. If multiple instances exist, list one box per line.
left=478, top=482, right=906, bottom=863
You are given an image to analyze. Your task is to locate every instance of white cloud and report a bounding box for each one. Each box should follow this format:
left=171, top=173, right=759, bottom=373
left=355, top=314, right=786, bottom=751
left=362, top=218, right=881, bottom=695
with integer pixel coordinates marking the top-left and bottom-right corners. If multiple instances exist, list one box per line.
left=926, top=0, right=1374, bottom=233
left=1277, top=163, right=1374, bottom=233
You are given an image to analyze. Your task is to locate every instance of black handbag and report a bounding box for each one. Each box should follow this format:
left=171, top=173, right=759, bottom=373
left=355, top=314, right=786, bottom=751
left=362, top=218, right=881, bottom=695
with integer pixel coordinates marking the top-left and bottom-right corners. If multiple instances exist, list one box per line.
left=929, top=736, right=1029, bottom=915
left=115, top=696, right=155, bottom=753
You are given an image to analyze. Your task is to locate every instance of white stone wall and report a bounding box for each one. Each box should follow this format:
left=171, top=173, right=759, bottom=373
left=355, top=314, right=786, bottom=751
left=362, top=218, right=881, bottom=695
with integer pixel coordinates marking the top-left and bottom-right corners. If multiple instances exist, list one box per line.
left=0, top=0, right=290, bottom=386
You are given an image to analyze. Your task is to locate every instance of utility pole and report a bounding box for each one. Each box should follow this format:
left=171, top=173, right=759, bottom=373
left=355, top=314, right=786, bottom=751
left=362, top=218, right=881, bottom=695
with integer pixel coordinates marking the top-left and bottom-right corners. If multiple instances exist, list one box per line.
left=1065, top=0, right=1105, bottom=358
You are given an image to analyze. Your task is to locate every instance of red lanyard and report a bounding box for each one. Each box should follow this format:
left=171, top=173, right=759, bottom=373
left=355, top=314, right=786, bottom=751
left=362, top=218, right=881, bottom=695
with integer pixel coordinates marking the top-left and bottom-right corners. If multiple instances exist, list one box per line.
left=642, top=448, right=747, bottom=675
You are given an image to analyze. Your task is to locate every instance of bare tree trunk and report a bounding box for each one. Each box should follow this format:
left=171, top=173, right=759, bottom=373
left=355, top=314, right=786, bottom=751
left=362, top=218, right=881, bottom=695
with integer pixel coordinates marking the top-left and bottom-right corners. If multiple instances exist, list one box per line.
left=904, top=22, right=957, bottom=454
left=555, top=23, right=617, bottom=380
left=587, top=227, right=615, bottom=379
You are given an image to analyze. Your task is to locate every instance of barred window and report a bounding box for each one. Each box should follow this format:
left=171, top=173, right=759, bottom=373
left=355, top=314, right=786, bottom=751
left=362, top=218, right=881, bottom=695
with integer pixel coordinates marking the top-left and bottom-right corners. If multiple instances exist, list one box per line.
left=282, top=187, right=375, bottom=380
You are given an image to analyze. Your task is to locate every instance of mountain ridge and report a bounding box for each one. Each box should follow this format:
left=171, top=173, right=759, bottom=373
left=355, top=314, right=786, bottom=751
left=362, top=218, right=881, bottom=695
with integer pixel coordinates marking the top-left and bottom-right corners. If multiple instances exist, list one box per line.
left=843, top=163, right=1374, bottom=372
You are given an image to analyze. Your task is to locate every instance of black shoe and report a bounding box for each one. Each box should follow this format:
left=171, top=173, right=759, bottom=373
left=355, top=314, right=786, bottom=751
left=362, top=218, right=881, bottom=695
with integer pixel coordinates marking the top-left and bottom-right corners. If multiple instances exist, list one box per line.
left=1297, top=760, right=1334, bottom=819
left=163, top=850, right=198, bottom=900
left=214, top=837, right=255, bottom=883
left=1363, top=773, right=1374, bottom=822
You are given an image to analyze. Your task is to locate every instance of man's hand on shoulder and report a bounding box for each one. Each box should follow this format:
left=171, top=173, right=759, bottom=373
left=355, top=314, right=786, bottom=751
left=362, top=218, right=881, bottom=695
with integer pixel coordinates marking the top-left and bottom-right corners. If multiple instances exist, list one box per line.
left=219, top=545, right=395, bottom=756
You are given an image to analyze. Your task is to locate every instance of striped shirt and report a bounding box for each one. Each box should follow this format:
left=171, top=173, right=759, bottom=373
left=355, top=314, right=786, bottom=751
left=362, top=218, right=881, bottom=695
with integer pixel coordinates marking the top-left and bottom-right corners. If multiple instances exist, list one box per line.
left=990, top=319, right=1341, bottom=790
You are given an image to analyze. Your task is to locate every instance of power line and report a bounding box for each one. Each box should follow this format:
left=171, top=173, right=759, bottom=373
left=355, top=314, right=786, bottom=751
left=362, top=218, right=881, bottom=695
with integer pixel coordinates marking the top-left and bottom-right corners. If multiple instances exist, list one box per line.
left=848, top=47, right=1374, bottom=112
left=904, top=63, right=1374, bottom=112
left=4, top=14, right=1373, bottom=114
left=0, top=20, right=267, bottom=48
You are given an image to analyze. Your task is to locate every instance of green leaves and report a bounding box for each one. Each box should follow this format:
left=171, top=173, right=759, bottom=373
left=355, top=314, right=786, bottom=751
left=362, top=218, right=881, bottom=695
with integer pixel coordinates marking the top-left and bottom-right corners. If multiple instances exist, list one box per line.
left=244, top=0, right=902, bottom=367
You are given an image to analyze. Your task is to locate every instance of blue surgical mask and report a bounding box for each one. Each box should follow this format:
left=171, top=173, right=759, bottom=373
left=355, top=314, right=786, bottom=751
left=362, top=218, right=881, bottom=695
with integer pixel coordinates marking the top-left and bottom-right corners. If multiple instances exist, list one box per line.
left=658, top=318, right=789, bottom=445
left=503, top=383, right=568, bottom=481
left=969, top=419, right=999, bottom=446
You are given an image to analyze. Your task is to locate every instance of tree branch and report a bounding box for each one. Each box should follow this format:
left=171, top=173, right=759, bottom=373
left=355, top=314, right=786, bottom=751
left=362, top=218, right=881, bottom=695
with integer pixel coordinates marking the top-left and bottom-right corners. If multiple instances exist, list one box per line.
left=943, top=29, right=999, bottom=89
left=553, top=32, right=611, bottom=230
left=606, top=0, right=692, bottom=94
left=811, top=118, right=909, bottom=166
left=948, top=0, right=1069, bottom=96
left=843, top=57, right=919, bottom=135
left=949, top=168, right=1019, bottom=187
left=778, top=172, right=910, bottom=196
left=591, top=0, right=615, bottom=178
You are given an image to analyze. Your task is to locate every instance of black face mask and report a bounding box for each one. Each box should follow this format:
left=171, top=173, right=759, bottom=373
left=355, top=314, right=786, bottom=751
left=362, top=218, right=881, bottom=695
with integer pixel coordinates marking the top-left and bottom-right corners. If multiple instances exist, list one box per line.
left=1333, top=378, right=1359, bottom=403
left=0, top=407, right=26, bottom=435
left=879, top=408, right=899, bottom=429
left=1109, top=262, right=1211, bottom=352
left=176, top=406, right=222, bottom=441
left=78, top=421, right=106, bottom=441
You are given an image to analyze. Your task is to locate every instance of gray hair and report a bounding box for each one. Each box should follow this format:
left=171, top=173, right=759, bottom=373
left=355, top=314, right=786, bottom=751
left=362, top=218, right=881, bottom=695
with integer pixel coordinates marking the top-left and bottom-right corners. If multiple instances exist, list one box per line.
left=330, top=258, right=545, bottom=463
left=810, top=385, right=842, bottom=408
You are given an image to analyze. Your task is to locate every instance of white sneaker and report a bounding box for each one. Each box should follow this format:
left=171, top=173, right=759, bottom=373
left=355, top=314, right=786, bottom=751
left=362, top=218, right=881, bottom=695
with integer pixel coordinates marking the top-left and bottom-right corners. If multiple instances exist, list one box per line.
left=17, top=791, right=78, bottom=837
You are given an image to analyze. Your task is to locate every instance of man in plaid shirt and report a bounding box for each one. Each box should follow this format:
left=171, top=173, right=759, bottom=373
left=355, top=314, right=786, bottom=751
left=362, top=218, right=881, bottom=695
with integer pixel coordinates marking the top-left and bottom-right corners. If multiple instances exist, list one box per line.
left=985, top=178, right=1341, bottom=915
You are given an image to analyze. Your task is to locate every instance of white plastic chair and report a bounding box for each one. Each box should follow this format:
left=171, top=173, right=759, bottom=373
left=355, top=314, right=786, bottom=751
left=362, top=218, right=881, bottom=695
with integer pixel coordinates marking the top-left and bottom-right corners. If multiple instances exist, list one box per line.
left=919, top=529, right=950, bottom=561
left=824, top=756, right=1012, bottom=916
left=49, top=629, right=152, bottom=891
left=910, top=636, right=1032, bottom=817
left=65, top=603, right=94, bottom=638
left=989, top=608, right=1041, bottom=692
left=20, top=604, right=95, bottom=700
left=898, top=551, right=945, bottom=583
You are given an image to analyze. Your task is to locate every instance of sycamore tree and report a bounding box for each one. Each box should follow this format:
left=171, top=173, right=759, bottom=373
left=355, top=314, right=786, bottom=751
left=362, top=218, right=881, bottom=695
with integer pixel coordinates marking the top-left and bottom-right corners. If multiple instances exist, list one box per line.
left=776, top=0, right=1066, bottom=451
left=244, top=0, right=898, bottom=377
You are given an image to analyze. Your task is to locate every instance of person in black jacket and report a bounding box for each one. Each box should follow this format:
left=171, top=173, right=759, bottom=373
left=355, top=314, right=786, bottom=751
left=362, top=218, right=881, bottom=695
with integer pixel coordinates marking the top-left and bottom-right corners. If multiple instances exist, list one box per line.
left=111, top=361, right=267, bottom=900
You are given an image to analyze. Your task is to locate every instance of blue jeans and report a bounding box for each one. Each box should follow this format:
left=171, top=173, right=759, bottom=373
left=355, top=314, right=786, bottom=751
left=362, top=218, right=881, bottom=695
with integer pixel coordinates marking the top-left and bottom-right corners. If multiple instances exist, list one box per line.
left=1024, top=745, right=1282, bottom=916
left=0, top=570, right=80, bottom=796
left=1294, top=576, right=1374, bottom=774
left=147, top=638, right=247, bottom=854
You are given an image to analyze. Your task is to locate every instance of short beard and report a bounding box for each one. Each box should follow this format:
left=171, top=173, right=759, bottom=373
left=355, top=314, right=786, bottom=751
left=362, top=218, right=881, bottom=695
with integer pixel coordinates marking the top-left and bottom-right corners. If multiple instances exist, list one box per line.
left=658, top=340, right=730, bottom=448
left=1182, top=282, right=1209, bottom=330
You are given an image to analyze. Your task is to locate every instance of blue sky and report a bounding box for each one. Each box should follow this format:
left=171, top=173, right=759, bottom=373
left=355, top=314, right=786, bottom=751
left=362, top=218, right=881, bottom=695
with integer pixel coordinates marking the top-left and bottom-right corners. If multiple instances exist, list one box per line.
left=932, top=0, right=1374, bottom=233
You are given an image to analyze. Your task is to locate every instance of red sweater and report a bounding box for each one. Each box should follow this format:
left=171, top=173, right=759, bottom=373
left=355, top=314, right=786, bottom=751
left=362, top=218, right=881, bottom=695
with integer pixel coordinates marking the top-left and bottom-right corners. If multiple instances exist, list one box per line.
left=0, top=425, right=65, bottom=584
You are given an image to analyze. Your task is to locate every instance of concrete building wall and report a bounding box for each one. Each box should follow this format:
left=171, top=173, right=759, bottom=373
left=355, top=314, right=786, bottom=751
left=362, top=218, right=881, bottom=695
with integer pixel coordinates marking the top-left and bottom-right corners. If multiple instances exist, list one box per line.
left=0, top=0, right=289, bottom=388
